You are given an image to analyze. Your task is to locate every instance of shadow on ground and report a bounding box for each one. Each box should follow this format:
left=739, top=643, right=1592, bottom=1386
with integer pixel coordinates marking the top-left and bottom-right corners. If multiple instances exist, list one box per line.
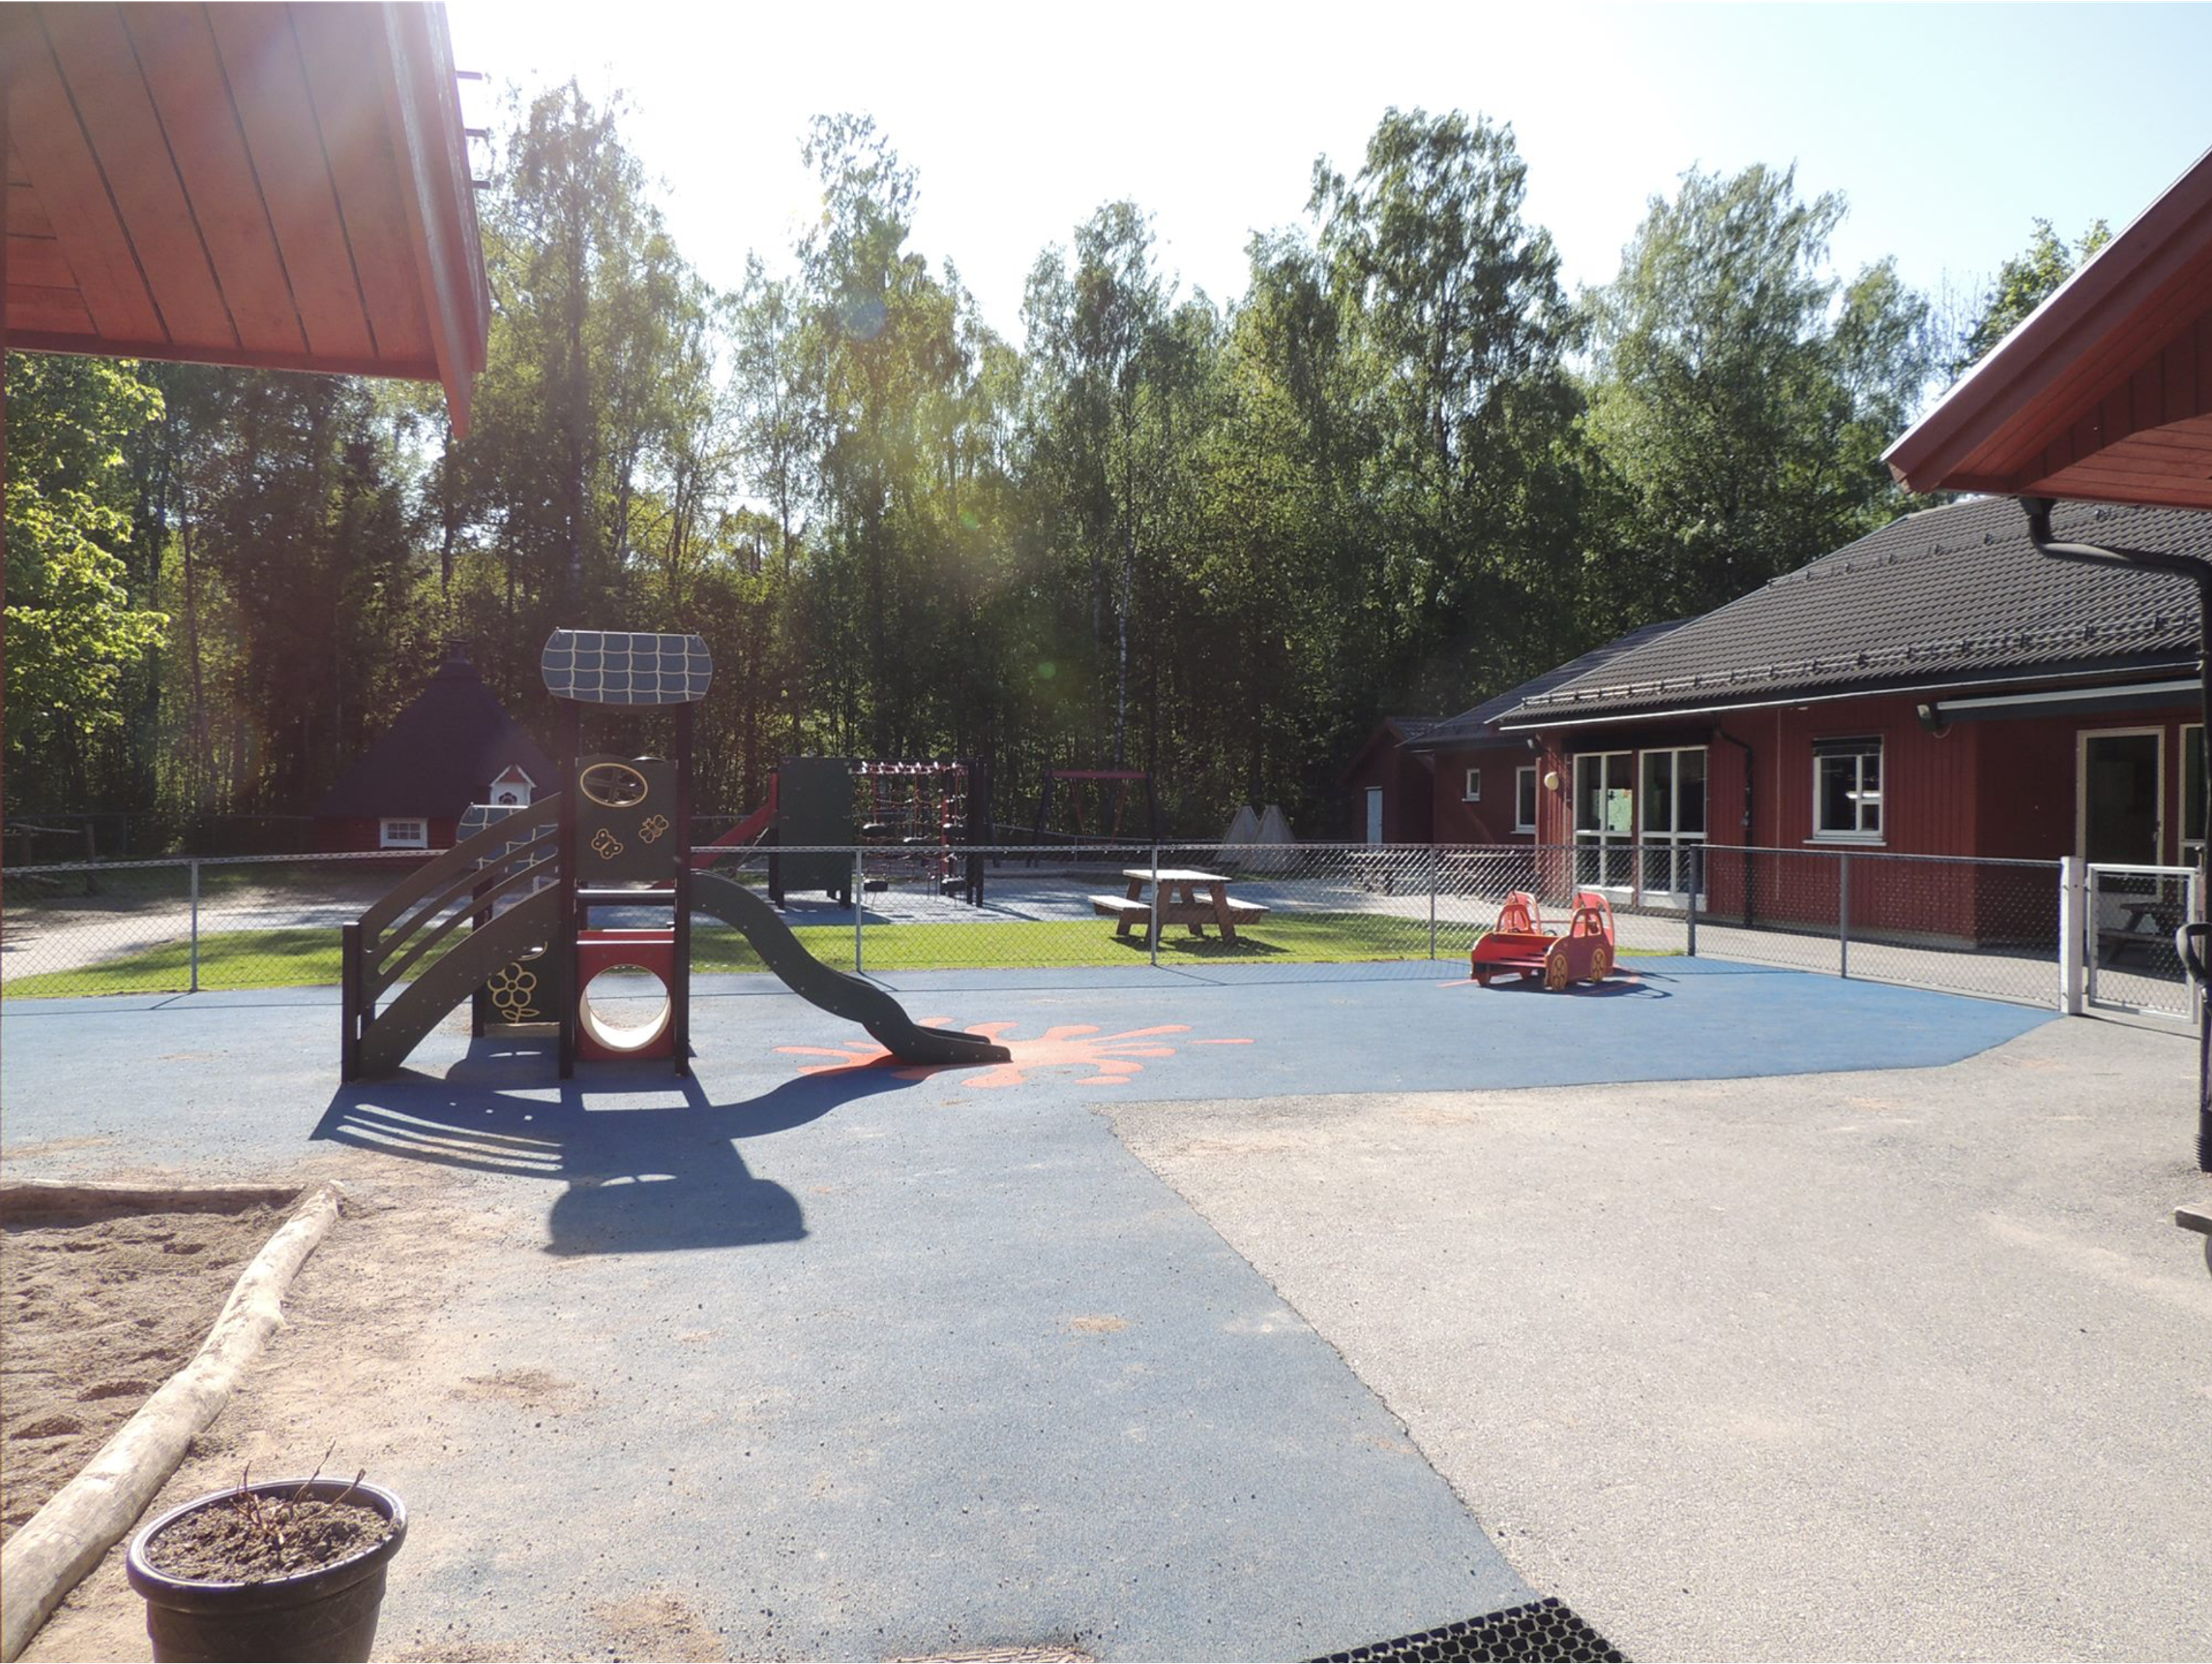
left=312, top=1039, right=934, bottom=1255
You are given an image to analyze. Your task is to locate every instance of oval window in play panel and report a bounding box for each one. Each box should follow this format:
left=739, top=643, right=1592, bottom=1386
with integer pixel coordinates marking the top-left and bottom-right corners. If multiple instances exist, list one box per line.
left=579, top=761, right=650, bottom=808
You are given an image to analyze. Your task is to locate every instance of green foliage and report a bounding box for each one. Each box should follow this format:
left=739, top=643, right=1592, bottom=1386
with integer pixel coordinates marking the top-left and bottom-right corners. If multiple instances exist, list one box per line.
left=9, top=103, right=1950, bottom=852
left=1581, top=164, right=1934, bottom=622
left=3, top=353, right=168, bottom=784
left=1949, top=217, right=2112, bottom=378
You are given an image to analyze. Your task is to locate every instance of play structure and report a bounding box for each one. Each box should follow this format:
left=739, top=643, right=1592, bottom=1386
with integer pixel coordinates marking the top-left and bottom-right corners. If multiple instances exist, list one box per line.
left=747, top=755, right=987, bottom=907
left=339, top=630, right=1009, bottom=1080
left=1468, top=890, right=1616, bottom=990
left=1029, top=767, right=1158, bottom=851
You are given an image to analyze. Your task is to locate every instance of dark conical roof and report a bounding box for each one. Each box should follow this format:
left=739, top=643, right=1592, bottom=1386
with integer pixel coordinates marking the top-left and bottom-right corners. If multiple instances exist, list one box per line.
left=315, top=650, right=556, bottom=819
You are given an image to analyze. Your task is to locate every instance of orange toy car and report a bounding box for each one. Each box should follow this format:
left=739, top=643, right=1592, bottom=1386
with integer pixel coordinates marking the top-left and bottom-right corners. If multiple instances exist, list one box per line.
left=1468, top=890, right=1616, bottom=990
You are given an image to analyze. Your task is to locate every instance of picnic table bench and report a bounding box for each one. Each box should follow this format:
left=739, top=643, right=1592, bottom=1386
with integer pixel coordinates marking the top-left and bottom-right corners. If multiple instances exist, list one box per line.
left=2099, top=897, right=2186, bottom=966
left=1090, top=867, right=1269, bottom=946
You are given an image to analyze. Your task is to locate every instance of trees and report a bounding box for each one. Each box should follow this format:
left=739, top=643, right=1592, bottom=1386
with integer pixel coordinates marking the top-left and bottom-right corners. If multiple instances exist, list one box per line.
left=10, top=98, right=1984, bottom=848
left=1581, top=164, right=1934, bottom=623
left=3, top=353, right=168, bottom=804
left=1948, top=218, right=2112, bottom=379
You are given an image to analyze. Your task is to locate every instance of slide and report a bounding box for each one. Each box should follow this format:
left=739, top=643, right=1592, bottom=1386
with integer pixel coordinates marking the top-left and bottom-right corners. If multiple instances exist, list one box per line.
left=689, top=794, right=776, bottom=870
left=691, top=871, right=1010, bottom=1066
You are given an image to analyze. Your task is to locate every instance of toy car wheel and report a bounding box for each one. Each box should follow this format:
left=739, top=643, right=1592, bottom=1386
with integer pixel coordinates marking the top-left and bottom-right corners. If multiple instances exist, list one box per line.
left=1589, top=943, right=1613, bottom=982
left=1544, top=949, right=1570, bottom=992
left=1472, top=970, right=1491, bottom=987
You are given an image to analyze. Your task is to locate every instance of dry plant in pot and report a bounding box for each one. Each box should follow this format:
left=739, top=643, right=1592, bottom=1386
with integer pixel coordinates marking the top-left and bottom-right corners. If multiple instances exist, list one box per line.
left=124, top=1453, right=407, bottom=1663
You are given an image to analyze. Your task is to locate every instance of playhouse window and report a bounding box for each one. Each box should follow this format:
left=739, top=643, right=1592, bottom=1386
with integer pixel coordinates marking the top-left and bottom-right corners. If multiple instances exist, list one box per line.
left=1463, top=767, right=1482, bottom=802
left=380, top=818, right=429, bottom=849
left=1515, top=766, right=1537, bottom=833
left=1812, top=739, right=1883, bottom=839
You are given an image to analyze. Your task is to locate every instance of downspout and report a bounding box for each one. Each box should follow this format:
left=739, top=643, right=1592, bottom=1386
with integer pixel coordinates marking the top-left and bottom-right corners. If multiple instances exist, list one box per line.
left=1713, top=728, right=1755, bottom=928
left=2024, top=497, right=2212, bottom=1174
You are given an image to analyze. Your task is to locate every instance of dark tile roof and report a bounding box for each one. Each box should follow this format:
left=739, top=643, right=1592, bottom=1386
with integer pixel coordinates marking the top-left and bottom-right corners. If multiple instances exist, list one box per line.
left=1411, top=621, right=1688, bottom=749
left=316, top=651, right=557, bottom=819
left=1501, top=497, right=2209, bottom=726
left=1385, top=716, right=1444, bottom=743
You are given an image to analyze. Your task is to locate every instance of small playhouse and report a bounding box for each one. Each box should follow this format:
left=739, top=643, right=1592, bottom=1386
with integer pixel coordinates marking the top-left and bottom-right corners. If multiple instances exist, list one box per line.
left=315, top=648, right=556, bottom=852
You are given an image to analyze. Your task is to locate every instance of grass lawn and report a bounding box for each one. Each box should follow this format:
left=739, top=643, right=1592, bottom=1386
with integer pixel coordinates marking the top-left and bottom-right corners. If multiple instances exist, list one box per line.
left=6, top=910, right=1490, bottom=997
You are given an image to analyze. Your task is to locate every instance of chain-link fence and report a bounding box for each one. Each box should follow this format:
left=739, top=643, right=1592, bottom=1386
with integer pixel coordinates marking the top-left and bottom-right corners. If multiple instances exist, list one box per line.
left=2, top=841, right=2198, bottom=1020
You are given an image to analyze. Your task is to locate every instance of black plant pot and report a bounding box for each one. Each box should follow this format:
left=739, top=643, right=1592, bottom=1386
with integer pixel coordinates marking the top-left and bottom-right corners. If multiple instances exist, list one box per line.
left=124, top=1478, right=408, bottom=1663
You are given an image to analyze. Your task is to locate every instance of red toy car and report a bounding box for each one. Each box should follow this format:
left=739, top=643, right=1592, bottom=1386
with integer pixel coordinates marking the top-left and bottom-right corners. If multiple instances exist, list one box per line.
left=1468, top=890, right=1616, bottom=989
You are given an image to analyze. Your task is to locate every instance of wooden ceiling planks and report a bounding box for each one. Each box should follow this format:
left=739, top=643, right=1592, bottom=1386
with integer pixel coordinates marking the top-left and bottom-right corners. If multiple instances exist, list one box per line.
left=2, top=1, right=485, bottom=429
left=43, top=5, right=240, bottom=349
left=203, top=1, right=379, bottom=364
left=122, top=2, right=308, bottom=358
left=291, top=2, right=435, bottom=368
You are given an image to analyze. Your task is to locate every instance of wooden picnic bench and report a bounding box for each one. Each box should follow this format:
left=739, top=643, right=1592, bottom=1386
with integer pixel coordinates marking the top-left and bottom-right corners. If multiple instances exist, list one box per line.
left=1090, top=867, right=1269, bottom=946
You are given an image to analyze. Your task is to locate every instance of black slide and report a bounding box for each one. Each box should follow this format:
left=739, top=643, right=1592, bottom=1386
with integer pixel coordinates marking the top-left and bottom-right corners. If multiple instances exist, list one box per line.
left=691, top=873, right=1010, bottom=1065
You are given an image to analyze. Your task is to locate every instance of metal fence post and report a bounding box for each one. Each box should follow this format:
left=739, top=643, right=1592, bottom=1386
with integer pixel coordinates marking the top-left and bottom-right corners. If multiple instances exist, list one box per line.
left=1428, top=846, right=1439, bottom=960
left=1685, top=846, right=1699, bottom=958
left=1838, top=851, right=1851, bottom=979
left=1148, top=844, right=1161, bottom=969
left=2057, top=856, right=2085, bottom=1015
left=852, top=849, right=864, bottom=975
left=188, top=859, right=202, bottom=993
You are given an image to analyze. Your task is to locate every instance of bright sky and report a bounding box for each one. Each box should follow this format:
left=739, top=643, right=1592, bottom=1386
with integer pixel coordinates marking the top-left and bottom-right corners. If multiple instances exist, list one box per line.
left=445, top=1, right=2212, bottom=343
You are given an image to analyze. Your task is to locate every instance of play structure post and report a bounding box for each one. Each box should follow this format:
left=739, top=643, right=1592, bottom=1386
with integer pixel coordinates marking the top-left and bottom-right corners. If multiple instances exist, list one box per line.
left=672, top=701, right=694, bottom=1076
left=1838, top=852, right=1853, bottom=980
left=339, top=922, right=361, bottom=1079
left=852, top=849, right=865, bottom=974
left=188, top=859, right=201, bottom=993
left=556, top=699, right=581, bottom=1079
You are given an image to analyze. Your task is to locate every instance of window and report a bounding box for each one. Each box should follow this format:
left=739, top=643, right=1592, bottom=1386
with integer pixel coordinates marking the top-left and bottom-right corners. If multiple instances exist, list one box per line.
left=1463, top=767, right=1482, bottom=803
left=1515, top=766, right=1537, bottom=833
left=379, top=818, right=429, bottom=849
left=1813, top=739, right=1883, bottom=839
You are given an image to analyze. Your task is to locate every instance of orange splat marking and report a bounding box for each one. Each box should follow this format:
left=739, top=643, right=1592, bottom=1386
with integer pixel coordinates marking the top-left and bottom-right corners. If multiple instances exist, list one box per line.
left=776, top=1018, right=1253, bottom=1088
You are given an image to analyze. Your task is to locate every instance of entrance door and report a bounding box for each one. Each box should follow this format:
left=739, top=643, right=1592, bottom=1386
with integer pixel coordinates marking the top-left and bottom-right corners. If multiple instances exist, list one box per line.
left=1365, top=787, right=1384, bottom=845
left=2079, top=730, right=2162, bottom=865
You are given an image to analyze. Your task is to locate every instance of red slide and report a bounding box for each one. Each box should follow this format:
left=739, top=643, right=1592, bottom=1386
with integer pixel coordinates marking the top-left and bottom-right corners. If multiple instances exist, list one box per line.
left=688, top=784, right=777, bottom=869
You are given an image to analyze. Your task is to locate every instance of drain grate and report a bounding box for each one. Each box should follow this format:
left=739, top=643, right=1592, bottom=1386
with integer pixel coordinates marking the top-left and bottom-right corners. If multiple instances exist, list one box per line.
left=1313, top=1597, right=1624, bottom=1663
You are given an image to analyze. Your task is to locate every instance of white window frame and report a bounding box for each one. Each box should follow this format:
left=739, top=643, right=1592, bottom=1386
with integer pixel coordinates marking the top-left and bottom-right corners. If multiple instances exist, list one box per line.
left=1640, top=746, right=1709, bottom=904
left=379, top=817, right=429, bottom=849
left=488, top=767, right=536, bottom=808
left=1572, top=751, right=1635, bottom=889
left=1514, top=766, right=1537, bottom=833
left=1463, top=767, right=1482, bottom=803
left=1810, top=739, right=1884, bottom=844
left=2182, top=723, right=2203, bottom=871
left=2075, top=725, right=2164, bottom=867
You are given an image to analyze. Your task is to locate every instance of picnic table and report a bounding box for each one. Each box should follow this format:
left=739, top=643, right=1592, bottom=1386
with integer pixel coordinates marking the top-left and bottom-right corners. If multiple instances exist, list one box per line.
left=2100, top=896, right=2186, bottom=966
left=1090, top=867, right=1270, bottom=946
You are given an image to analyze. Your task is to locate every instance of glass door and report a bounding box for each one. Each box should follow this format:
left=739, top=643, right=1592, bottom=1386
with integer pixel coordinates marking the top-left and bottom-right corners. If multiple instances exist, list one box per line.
left=1640, top=747, right=1707, bottom=903
left=1573, top=752, right=1634, bottom=888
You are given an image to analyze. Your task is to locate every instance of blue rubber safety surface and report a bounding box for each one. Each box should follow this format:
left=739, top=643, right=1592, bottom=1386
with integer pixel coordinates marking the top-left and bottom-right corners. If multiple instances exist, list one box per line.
left=0, top=957, right=2047, bottom=1659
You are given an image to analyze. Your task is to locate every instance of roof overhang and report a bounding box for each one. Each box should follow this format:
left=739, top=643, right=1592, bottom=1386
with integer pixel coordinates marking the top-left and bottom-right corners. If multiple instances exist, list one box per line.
left=3, top=2, right=488, bottom=433
left=1498, top=659, right=2201, bottom=733
left=1884, top=146, right=2212, bottom=511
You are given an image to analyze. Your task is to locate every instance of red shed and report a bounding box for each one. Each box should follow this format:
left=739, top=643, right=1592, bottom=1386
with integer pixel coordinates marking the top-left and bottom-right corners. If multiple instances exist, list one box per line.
left=314, top=650, right=555, bottom=851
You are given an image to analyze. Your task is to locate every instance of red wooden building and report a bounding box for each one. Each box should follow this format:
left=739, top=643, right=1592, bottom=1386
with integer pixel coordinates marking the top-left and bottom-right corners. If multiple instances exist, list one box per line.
left=1349, top=497, right=2206, bottom=947
left=1337, top=717, right=1441, bottom=844
left=314, top=649, right=554, bottom=852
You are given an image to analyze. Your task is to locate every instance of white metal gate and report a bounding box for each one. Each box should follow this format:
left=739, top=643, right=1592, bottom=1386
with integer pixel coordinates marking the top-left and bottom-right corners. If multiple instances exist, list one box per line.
left=2084, top=862, right=2199, bottom=1018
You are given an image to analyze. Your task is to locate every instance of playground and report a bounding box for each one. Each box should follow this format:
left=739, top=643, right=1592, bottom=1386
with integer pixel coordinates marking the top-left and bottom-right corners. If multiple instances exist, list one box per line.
left=7, top=948, right=2211, bottom=1659
left=4, top=633, right=2209, bottom=1663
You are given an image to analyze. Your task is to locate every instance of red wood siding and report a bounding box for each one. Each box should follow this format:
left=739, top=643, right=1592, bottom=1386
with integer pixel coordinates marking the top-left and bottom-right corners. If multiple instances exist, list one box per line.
left=1339, top=736, right=1435, bottom=842
left=1429, top=744, right=1539, bottom=843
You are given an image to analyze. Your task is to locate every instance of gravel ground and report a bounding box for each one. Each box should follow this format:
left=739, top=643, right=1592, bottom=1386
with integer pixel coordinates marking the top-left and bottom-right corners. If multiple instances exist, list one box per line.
left=1107, top=1016, right=2212, bottom=1661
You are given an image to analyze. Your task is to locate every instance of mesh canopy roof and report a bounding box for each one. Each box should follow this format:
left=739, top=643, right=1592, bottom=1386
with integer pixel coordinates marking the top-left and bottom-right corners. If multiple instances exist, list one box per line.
left=540, top=630, right=714, bottom=706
